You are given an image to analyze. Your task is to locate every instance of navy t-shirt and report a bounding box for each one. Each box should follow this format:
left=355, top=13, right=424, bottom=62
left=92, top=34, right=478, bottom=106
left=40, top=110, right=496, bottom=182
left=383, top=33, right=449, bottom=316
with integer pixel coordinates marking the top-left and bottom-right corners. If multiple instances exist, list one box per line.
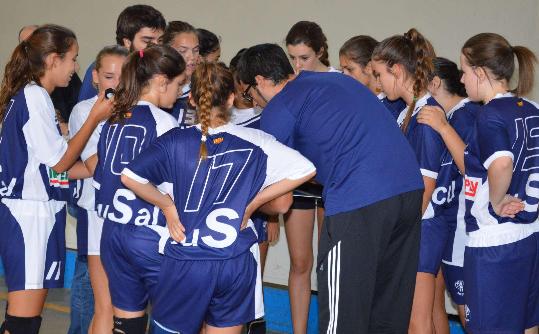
left=260, top=71, right=423, bottom=215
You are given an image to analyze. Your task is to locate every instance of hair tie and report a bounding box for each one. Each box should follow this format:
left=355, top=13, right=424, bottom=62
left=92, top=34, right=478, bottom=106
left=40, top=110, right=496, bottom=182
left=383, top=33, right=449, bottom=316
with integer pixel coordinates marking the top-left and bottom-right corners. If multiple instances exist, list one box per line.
left=201, top=134, right=207, bottom=142
left=413, top=95, right=418, bottom=102
left=20, top=40, right=29, bottom=54
left=139, top=49, right=144, bottom=58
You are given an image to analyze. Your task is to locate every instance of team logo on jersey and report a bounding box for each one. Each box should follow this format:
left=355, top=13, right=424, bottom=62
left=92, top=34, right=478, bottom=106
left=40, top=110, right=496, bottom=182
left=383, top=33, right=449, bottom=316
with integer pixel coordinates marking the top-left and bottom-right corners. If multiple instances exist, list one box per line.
left=465, top=305, right=471, bottom=323
left=517, top=100, right=524, bottom=107
left=455, top=280, right=464, bottom=296
left=48, top=168, right=69, bottom=188
left=213, top=137, right=224, bottom=144
left=464, top=177, right=481, bottom=200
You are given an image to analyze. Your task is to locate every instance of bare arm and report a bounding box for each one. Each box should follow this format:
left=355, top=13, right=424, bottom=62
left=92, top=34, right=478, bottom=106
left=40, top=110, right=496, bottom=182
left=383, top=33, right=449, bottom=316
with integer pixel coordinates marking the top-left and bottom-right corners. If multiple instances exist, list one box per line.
left=417, top=106, right=466, bottom=174
left=258, top=192, right=293, bottom=215
left=488, top=157, right=524, bottom=217
left=121, top=174, right=185, bottom=242
left=422, top=176, right=436, bottom=215
left=242, top=171, right=316, bottom=228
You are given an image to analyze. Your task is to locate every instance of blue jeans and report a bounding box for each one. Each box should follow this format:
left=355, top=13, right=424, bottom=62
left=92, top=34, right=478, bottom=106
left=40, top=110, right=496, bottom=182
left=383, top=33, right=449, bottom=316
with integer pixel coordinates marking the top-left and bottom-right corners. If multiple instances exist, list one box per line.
left=67, top=255, right=94, bottom=334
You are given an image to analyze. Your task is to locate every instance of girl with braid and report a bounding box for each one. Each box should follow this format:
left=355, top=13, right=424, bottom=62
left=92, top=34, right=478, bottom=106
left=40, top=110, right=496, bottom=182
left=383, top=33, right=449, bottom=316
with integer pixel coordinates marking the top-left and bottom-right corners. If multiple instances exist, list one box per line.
left=371, top=28, right=448, bottom=334
left=93, top=44, right=186, bottom=334
left=121, top=62, right=316, bottom=334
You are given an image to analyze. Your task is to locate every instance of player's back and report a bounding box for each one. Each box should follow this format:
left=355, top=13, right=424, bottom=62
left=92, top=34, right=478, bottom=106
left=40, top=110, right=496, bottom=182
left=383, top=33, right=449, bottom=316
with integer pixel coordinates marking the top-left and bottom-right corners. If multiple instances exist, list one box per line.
left=465, top=94, right=539, bottom=232
left=94, top=101, right=177, bottom=225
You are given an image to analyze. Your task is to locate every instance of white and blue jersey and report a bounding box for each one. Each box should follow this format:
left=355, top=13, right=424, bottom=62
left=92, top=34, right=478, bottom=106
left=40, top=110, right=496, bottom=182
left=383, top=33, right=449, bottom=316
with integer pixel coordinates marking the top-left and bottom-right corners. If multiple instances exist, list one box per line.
left=123, top=123, right=316, bottom=260
left=0, top=83, right=69, bottom=202
left=163, top=84, right=197, bottom=128
left=69, top=96, right=102, bottom=211
left=0, top=83, right=68, bottom=291
left=93, top=101, right=178, bottom=226
left=230, top=106, right=262, bottom=129
left=69, top=96, right=106, bottom=255
left=260, top=71, right=423, bottom=216
left=378, top=92, right=407, bottom=120
left=434, top=99, right=479, bottom=266
left=464, top=93, right=539, bottom=247
left=398, top=93, right=446, bottom=183
left=230, top=106, right=266, bottom=241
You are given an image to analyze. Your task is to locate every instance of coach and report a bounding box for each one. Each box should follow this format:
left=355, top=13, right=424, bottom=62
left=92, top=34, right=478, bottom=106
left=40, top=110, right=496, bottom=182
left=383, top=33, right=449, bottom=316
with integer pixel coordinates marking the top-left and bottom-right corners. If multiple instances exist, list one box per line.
left=237, top=43, right=424, bottom=333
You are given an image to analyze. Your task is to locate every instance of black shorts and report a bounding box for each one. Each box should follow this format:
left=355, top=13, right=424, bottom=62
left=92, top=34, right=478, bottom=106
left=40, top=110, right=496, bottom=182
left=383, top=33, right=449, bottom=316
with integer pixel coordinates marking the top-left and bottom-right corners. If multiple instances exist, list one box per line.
left=291, top=183, right=324, bottom=210
left=317, top=190, right=422, bottom=333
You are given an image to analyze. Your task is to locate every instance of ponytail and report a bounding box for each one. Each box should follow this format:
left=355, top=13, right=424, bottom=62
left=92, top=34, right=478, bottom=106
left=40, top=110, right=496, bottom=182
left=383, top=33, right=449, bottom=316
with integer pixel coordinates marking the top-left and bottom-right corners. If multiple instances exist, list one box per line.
left=372, top=28, right=435, bottom=133
left=110, top=44, right=185, bottom=123
left=462, top=33, right=537, bottom=97
left=0, top=24, right=76, bottom=123
left=512, top=46, right=536, bottom=96
left=190, top=62, right=234, bottom=160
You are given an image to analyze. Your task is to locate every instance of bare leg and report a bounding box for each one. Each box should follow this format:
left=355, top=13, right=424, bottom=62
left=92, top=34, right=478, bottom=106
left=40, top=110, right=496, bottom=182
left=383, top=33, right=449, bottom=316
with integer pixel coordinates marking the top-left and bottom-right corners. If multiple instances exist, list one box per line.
left=285, top=208, right=315, bottom=334
left=316, top=206, right=324, bottom=242
left=6, top=289, right=48, bottom=317
left=205, top=323, right=242, bottom=334
left=408, top=272, right=435, bottom=334
left=456, top=305, right=466, bottom=329
left=432, top=270, right=449, bottom=334
left=88, top=255, right=113, bottom=334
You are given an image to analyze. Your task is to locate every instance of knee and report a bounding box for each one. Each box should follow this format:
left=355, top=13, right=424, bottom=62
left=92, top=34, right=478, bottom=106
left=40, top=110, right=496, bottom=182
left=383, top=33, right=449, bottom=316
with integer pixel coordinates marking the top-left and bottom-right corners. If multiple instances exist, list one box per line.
left=113, top=314, right=147, bottom=334
left=289, top=256, right=313, bottom=275
left=1, top=314, right=42, bottom=334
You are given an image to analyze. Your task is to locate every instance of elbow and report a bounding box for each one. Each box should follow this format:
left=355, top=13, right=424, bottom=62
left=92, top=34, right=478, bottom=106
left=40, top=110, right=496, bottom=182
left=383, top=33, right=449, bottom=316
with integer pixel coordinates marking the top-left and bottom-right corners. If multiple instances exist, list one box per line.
left=273, top=192, right=293, bottom=214
left=120, top=174, right=131, bottom=187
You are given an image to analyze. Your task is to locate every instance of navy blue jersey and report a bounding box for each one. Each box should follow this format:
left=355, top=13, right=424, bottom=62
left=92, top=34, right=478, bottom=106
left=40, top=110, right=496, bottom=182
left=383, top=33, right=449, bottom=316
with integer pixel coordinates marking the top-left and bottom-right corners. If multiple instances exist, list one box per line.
left=399, top=94, right=446, bottom=182
left=123, top=124, right=315, bottom=260
left=78, top=62, right=97, bottom=102
left=260, top=71, right=423, bottom=215
left=0, top=84, right=69, bottom=201
left=426, top=99, right=480, bottom=220
left=162, top=84, right=196, bottom=129
left=378, top=93, right=407, bottom=120
left=464, top=94, right=539, bottom=239
left=230, top=107, right=266, bottom=238
left=93, top=101, right=177, bottom=225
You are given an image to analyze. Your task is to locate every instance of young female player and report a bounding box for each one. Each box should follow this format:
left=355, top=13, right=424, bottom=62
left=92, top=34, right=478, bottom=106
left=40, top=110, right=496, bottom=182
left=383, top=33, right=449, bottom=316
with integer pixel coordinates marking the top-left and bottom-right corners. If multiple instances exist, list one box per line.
left=417, top=57, right=480, bottom=327
left=283, top=20, right=336, bottom=332
left=425, top=33, right=539, bottom=333
left=160, top=21, right=200, bottom=127
left=339, top=35, right=406, bottom=119
left=286, top=21, right=339, bottom=73
left=0, top=24, right=111, bottom=334
left=121, top=62, right=316, bottom=334
left=68, top=45, right=128, bottom=334
left=371, top=29, right=447, bottom=334
left=197, top=28, right=221, bottom=62
left=93, top=44, right=186, bottom=334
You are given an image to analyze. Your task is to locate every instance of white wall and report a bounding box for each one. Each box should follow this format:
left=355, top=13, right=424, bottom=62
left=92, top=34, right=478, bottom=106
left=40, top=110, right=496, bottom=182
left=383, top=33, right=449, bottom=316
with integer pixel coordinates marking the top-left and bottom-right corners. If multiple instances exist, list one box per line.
left=0, top=0, right=538, bottom=98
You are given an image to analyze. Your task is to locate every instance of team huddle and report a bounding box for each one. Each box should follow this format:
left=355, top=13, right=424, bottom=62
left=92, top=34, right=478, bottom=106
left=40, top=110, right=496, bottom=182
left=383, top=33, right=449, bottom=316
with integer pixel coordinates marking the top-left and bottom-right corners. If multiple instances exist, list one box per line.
left=0, top=3, right=538, bottom=334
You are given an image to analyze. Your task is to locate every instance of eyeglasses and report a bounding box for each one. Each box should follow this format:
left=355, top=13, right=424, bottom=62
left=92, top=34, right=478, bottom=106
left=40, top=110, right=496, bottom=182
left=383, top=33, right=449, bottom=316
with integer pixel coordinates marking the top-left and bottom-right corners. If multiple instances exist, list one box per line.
left=242, top=84, right=254, bottom=103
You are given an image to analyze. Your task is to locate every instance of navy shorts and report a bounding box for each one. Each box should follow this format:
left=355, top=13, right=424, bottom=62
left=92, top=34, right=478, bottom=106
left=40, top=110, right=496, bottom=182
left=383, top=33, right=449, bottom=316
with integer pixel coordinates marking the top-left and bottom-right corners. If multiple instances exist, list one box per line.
left=100, top=220, right=168, bottom=312
left=464, top=233, right=539, bottom=333
left=418, top=216, right=449, bottom=275
left=442, top=263, right=464, bottom=305
left=152, top=250, right=258, bottom=334
left=0, top=198, right=66, bottom=291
